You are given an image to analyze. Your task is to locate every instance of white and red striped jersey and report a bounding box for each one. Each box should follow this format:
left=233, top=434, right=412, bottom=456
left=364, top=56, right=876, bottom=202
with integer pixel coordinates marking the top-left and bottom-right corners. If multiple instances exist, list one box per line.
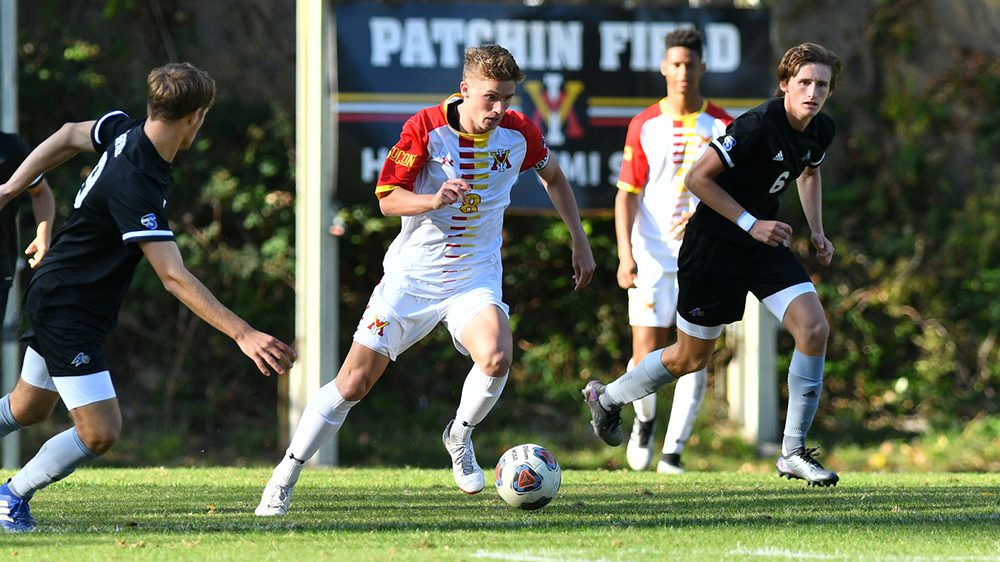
left=617, top=99, right=732, bottom=271
left=376, top=94, right=550, bottom=297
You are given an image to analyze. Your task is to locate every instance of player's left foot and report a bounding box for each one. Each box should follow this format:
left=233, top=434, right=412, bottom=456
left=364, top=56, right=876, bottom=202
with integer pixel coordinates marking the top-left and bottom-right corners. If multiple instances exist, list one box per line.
left=776, top=446, right=839, bottom=487
left=656, top=452, right=686, bottom=475
left=0, top=480, right=35, bottom=533
left=581, top=381, right=624, bottom=446
left=443, top=420, right=485, bottom=494
left=255, top=481, right=294, bottom=516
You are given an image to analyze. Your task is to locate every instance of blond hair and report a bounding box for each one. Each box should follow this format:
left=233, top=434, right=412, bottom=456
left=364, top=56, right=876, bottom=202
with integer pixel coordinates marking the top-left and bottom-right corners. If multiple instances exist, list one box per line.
left=147, top=62, right=216, bottom=121
left=463, top=45, right=525, bottom=83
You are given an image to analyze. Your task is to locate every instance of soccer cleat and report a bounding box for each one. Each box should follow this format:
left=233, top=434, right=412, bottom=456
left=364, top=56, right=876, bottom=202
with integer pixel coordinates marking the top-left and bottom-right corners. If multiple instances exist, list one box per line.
left=626, top=417, right=656, bottom=470
left=442, top=420, right=485, bottom=494
left=776, top=446, right=839, bottom=487
left=0, top=481, right=35, bottom=533
left=581, top=381, right=624, bottom=446
left=255, top=481, right=294, bottom=516
left=656, top=452, right=686, bottom=475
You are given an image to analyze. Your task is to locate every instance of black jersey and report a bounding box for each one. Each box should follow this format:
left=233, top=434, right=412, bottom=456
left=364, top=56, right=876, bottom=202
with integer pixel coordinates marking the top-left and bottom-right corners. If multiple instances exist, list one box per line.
left=687, top=97, right=835, bottom=245
left=25, top=111, right=175, bottom=334
left=0, top=133, right=43, bottom=285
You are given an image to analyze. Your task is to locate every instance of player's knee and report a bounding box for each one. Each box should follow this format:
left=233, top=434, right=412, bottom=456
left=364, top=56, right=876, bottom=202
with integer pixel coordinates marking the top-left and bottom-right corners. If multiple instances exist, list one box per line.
left=77, top=426, right=120, bottom=455
left=334, top=369, right=371, bottom=401
left=796, top=317, right=829, bottom=349
left=475, top=350, right=511, bottom=377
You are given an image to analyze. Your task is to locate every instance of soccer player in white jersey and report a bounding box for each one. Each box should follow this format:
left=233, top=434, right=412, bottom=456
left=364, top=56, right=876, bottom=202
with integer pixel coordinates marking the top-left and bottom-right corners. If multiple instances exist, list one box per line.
left=255, top=44, right=596, bottom=516
left=585, top=43, right=843, bottom=487
left=615, top=29, right=731, bottom=474
left=0, top=63, right=296, bottom=532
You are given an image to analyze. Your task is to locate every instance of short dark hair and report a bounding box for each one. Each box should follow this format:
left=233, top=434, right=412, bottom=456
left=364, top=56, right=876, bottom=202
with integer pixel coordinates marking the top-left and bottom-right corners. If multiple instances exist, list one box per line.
left=664, top=28, right=704, bottom=60
left=463, top=45, right=525, bottom=84
left=147, top=62, right=216, bottom=121
left=776, top=43, right=843, bottom=95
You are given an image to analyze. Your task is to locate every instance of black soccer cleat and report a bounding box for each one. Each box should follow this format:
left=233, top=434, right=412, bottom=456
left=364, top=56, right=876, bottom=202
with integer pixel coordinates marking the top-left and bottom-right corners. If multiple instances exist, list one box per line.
left=581, top=380, right=624, bottom=446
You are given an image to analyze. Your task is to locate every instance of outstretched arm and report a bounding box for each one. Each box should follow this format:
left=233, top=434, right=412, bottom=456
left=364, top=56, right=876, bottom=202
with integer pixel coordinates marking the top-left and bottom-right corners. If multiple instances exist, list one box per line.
left=140, top=240, right=297, bottom=376
left=684, top=149, right=793, bottom=247
left=797, top=165, right=833, bottom=265
left=0, top=121, right=95, bottom=209
left=536, top=158, right=596, bottom=291
left=24, top=178, right=56, bottom=269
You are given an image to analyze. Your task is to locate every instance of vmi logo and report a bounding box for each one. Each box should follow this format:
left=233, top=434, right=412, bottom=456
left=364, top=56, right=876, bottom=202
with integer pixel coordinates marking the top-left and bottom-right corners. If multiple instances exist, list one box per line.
left=490, top=149, right=511, bottom=171
left=387, top=146, right=417, bottom=168
left=368, top=316, right=389, bottom=337
left=523, top=73, right=585, bottom=146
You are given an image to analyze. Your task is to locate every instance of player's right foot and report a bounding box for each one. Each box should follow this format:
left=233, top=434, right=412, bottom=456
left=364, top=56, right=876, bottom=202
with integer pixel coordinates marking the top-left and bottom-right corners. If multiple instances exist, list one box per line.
left=255, top=481, right=294, bottom=516
left=656, top=452, right=686, bottom=475
left=582, top=381, right=624, bottom=446
left=442, top=420, right=485, bottom=494
left=0, top=480, right=35, bottom=533
left=776, top=447, right=839, bottom=487
left=626, top=417, right=656, bottom=470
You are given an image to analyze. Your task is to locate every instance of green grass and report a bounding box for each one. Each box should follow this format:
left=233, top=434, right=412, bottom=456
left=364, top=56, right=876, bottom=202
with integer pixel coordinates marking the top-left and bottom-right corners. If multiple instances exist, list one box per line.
left=5, top=467, right=1000, bottom=561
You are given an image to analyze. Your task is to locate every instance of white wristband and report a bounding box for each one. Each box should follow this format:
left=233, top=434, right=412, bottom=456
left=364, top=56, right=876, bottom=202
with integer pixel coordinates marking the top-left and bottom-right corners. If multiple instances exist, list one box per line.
left=736, top=211, right=757, bottom=232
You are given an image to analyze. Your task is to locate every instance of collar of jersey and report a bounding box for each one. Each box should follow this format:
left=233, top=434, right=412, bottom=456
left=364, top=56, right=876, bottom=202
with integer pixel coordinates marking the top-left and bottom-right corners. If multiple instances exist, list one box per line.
left=441, top=93, right=495, bottom=140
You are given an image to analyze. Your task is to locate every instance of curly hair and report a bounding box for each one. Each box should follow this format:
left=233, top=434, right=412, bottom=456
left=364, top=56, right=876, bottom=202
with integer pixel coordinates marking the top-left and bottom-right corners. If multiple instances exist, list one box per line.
left=664, top=28, right=704, bottom=60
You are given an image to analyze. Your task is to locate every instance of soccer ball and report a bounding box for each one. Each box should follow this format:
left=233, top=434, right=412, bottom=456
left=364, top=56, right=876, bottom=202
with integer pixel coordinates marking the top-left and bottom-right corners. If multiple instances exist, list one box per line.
left=494, top=443, right=561, bottom=510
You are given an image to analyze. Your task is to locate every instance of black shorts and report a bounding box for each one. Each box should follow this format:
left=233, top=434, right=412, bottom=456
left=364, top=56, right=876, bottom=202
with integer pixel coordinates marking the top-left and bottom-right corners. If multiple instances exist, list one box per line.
left=20, top=325, right=109, bottom=377
left=677, top=227, right=811, bottom=327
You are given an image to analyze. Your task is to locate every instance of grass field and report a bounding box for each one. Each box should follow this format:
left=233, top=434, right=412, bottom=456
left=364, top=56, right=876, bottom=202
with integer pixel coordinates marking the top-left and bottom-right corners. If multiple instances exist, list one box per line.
left=4, top=467, right=999, bottom=561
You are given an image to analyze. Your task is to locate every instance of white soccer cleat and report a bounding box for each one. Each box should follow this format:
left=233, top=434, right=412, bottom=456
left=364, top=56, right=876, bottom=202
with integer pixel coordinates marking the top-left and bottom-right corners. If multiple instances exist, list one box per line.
left=626, top=417, right=656, bottom=471
left=442, top=420, right=485, bottom=494
left=776, top=446, right=839, bottom=487
left=255, top=481, right=294, bottom=516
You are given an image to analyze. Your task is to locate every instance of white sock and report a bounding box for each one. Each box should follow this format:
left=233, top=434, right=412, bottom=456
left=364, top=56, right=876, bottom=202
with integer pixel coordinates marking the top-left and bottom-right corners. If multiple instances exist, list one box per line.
left=627, top=357, right=657, bottom=422
left=662, top=368, right=707, bottom=454
left=450, top=366, right=507, bottom=442
left=286, top=380, right=358, bottom=463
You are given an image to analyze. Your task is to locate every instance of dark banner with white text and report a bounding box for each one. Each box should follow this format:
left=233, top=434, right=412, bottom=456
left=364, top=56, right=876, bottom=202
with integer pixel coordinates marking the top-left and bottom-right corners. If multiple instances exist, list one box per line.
left=333, top=1, right=771, bottom=211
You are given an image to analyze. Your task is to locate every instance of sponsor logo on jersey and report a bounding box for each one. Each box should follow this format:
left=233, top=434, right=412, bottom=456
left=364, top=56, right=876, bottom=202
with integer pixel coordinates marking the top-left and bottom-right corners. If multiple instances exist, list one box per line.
left=387, top=146, right=417, bottom=168
left=71, top=352, right=91, bottom=368
left=722, top=136, right=736, bottom=151
left=114, top=132, right=127, bottom=157
left=367, top=315, right=389, bottom=337
left=773, top=150, right=784, bottom=161
left=490, top=148, right=512, bottom=171
left=800, top=150, right=811, bottom=162
left=140, top=213, right=158, bottom=230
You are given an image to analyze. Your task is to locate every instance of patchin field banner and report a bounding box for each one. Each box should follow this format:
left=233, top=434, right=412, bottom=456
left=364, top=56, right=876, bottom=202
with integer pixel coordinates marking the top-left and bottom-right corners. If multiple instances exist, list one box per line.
left=333, top=1, right=770, bottom=211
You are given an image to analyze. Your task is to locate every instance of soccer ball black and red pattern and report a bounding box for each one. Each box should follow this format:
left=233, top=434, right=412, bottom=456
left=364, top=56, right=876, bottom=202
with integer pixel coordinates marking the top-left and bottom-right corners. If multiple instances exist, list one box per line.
left=495, top=443, right=562, bottom=510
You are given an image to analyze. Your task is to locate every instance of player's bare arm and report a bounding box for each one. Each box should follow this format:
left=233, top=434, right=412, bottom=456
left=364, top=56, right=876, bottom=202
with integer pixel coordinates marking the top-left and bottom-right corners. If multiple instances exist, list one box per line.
left=685, top=149, right=792, bottom=247
left=24, top=178, right=55, bottom=269
left=536, top=158, right=596, bottom=291
left=614, top=189, right=639, bottom=289
left=378, top=179, right=470, bottom=217
left=797, top=165, right=834, bottom=265
left=0, top=121, right=95, bottom=209
left=140, top=240, right=296, bottom=376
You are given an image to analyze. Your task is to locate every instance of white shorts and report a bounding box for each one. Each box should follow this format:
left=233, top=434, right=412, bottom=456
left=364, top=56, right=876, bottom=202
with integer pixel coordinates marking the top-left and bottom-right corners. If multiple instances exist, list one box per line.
left=352, top=281, right=509, bottom=361
left=628, top=270, right=679, bottom=328
left=21, top=346, right=117, bottom=409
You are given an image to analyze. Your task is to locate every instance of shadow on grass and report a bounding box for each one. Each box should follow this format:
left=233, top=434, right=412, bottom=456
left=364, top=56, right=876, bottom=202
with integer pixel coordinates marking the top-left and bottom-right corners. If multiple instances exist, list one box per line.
left=18, top=476, right=1000, bottom=537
